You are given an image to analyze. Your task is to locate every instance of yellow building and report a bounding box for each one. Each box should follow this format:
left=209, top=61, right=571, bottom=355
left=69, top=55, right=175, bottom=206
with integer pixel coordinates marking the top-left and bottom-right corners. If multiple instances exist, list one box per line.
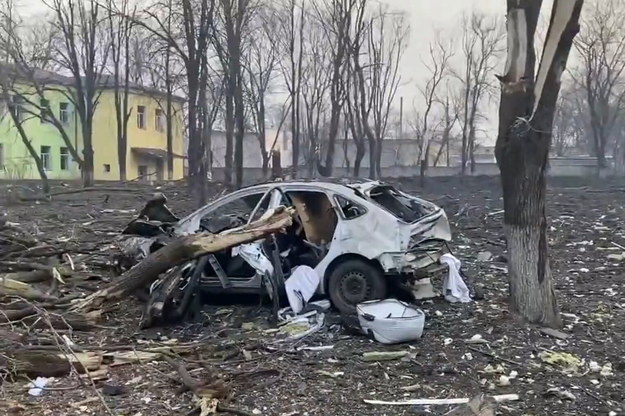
left=91, top=87, right=186, bottom=181
left=0, top=66, right=186, bottom=182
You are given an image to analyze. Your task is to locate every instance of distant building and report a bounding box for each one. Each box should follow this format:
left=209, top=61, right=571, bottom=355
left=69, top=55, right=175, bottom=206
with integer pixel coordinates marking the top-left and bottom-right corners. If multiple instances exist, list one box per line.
left=209, top=129, right=279, bottom=169
left=0, top=65, right=185, bottom=182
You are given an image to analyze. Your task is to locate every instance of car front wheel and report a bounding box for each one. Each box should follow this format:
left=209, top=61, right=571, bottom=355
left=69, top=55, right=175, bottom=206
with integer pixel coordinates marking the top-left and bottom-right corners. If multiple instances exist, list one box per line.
left=328, top=259, right=387, bottom=313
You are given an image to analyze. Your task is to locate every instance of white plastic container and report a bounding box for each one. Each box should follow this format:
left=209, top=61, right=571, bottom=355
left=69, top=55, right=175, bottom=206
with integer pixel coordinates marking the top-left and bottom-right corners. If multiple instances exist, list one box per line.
left=356, top=299, right=425, bottom=344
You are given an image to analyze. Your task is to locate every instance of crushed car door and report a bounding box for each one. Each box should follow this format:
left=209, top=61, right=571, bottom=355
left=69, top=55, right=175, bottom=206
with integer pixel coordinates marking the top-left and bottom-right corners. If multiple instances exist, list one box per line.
left=244, top=186, right=288, bottom=310
left=200, top=191, right=271, bottom=288
left=225, top=186, right=286, bottom=280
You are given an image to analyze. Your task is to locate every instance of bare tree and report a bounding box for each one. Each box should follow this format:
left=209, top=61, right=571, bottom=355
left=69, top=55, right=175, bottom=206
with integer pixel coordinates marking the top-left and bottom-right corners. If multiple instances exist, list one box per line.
left=345, top=0, right=372, bottom=178
left=214, top=0, right=254, bottom=188
left=141, top=25, right=189, bottom=180
left=413, top=37, right=453, bottom=186
left=314, top=0, right=354, bottom=177
left=455, top=12, right=504, bottom=174
left=300, top=16, right=330, bottom=175
left=243, top=5, right=279, bottom=177
left=47, top=0, right=110, bottom=187
left=552, top=82, right=586, bottom=156
left=0, top=2, right=84, bottom=176
left=106, top=0, right=135, bottom=181
left=135, top=0, right=215, bottom=204
left=0, top=68, right=50, bottom=192
left=432, top=92, right=459, bottom=167
left=366, top=5, right=407, bottom=178
left=495, top=0, right=584, bottom=327
left=572, top=0, right=625, bottom=170
left=275, top=0, right=305, bottom=177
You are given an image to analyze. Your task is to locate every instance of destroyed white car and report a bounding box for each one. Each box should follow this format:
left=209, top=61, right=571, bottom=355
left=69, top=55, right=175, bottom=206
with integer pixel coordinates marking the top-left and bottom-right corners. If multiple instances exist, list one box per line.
left=171, top=180, right=451, bottom=313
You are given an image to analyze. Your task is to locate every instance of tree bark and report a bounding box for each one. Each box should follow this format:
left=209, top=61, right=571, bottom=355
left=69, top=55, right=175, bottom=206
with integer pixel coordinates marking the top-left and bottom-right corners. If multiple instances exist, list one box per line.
left=495, top=0, right=583, bottom=328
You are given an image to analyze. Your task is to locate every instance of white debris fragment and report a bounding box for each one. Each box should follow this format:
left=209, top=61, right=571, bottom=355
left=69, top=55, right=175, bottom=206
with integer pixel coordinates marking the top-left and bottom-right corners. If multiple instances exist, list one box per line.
left=546, top=387, right=576, bottom=401
left=477, top=251, right=492, bottom=262
left=28, top=377, right=51, bottom=396
left=465, top=334, right=488, bottom=344
left=589, top=361, right=601, bottom=373
left=600, top=363, right=614, bottom=377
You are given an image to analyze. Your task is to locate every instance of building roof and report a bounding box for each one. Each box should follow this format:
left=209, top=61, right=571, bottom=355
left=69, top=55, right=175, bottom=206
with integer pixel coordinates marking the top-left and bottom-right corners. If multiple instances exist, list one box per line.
left=0, top=63, right=185, bottom=102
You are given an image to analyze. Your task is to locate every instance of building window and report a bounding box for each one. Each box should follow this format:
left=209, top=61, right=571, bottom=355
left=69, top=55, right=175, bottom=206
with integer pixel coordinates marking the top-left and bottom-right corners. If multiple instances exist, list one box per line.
left=40, top=99, right=50, bottom=123
left=137, top=105, right=146, bottom=129
left=59, top=102, right=70, bottom=124
left=40, top=146, right=51, bottom=171
left=10, top=95, right=23, bottom=121
left=138, top=165, right=148, bottom=179
left=60, top=147, right=69, bottom=170
left=103, top=164, right=111, bottom=173
left=155, top=108, right=164, bottom=132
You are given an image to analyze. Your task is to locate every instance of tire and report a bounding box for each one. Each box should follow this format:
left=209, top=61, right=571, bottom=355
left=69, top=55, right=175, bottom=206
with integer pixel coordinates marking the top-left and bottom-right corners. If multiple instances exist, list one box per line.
left=328, top=259, right=387, bottom=314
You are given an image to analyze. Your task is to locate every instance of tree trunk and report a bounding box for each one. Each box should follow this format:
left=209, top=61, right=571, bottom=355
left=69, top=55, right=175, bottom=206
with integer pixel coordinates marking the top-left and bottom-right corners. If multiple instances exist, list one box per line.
left=166, top=63, right=174, bottom=181
left=73, top=206, right=295, bottom=312
left=495, top=0, right=583, bottom=328
left=224, top=83, right=235, bottom=186
left=469, top=125, right=476, bottom=174
left=234, top=81, right=245, bottom=188
left=9, top=112, right=50, bottom=193
left=367, top=137, right=376, bottom=179
left=354, top=144, right=365, bottom=177
left=271, top=150, right=282, bottom=179
left=82, top=124, right=95, bottom=188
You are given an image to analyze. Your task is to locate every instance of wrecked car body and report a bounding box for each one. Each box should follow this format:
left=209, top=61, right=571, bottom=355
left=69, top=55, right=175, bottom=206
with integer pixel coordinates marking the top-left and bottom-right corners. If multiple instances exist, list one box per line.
left=121, top=180, right=451, bottom=314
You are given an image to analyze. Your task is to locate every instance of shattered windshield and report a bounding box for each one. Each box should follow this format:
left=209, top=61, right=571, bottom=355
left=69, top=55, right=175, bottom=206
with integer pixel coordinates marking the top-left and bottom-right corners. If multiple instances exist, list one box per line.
left=368, top=186, right=436, bottom=223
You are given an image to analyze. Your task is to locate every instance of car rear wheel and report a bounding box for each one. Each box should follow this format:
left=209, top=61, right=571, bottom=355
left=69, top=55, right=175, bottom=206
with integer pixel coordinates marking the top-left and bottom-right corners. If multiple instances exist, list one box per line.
left=328, top=259, right=387, bottom=313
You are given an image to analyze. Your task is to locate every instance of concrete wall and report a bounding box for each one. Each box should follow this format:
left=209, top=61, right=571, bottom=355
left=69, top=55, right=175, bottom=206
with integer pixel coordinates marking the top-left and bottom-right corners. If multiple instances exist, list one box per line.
left=211, top=162, right=602, bottom=185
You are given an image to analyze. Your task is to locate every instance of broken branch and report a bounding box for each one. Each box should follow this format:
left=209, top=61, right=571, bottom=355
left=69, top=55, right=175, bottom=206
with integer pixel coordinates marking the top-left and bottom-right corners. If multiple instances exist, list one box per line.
left=72, top=207, right=295, bottom=312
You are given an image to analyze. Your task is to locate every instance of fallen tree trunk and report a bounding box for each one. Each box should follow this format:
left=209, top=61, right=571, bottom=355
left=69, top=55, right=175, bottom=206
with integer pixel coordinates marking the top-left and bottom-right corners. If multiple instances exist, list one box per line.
left=72, top=206, right=295, bottom=312
left=0, top=277, right=57, bottom=301
left=0, top=306, right=101, bottom=330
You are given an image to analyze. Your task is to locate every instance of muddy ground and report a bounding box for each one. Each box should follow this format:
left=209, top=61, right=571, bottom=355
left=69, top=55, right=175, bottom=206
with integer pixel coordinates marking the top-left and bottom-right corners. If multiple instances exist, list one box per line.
left=1, top=176, right=624, bottom=416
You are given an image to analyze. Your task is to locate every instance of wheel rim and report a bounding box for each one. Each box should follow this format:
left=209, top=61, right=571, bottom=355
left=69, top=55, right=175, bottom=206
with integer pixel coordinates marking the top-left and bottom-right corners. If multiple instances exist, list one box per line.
left=338, top=270, right=371, bottom=305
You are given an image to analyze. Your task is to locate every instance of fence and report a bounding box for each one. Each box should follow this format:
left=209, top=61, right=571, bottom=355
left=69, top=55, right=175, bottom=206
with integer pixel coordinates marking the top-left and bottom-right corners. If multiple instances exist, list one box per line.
left=211, top=162, right=602, bottom=185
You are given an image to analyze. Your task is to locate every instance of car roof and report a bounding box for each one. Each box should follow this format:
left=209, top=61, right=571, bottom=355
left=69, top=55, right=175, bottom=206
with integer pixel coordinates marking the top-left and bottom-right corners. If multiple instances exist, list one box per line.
left=238, top=178, right=382, bottom=194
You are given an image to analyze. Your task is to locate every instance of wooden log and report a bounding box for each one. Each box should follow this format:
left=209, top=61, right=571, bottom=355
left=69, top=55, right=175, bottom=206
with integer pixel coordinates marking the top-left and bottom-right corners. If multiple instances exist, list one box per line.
left=72, top=206, right=295, bottom=312
left=1, top=270, right=50, bottom=283
left=0, top=277, right=57, bottom=301
left=8, top=351, right=102, bottom=378
left=0, top=306, right=100, bottom=331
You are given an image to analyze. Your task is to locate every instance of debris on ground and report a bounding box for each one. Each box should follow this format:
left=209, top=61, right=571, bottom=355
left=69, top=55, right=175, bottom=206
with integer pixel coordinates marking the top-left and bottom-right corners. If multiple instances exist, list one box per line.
left=0, top=177, right=624, bottom=415
left=362, top=350, right=411, bottom=362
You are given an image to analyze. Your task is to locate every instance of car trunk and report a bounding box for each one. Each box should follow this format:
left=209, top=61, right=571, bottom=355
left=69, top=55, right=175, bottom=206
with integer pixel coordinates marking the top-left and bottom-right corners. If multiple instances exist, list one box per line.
left=366, top=185, right=436, bottom=224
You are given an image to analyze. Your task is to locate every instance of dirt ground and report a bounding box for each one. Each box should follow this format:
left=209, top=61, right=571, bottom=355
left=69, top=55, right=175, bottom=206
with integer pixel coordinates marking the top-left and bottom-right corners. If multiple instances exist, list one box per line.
left=1, top=176, right=624, bottom=416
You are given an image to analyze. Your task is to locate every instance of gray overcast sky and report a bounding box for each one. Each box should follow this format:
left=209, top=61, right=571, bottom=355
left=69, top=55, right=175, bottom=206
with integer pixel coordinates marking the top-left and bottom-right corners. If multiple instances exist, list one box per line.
left=24, top=0, right=561, bottom=145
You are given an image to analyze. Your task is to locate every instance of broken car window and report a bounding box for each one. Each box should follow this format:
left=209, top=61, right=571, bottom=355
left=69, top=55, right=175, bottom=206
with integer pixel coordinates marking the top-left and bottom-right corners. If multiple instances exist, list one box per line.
left=334, top=195, right=366, bottom=219
left=369, top=186, right=434, bottom=223
left=199, top=193, right=266, bottom=233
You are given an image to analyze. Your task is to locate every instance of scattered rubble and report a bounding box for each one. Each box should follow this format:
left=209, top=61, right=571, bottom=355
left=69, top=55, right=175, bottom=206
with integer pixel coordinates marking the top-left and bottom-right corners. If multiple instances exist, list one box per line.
left=0, top=177, right=623, bottom=415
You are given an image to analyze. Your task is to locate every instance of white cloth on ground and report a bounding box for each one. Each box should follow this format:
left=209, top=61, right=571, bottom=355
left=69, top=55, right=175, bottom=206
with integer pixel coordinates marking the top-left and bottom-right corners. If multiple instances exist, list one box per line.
left=284, top=265, right=320, bottom=314
left=440, top=253, right=471, bottom=303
